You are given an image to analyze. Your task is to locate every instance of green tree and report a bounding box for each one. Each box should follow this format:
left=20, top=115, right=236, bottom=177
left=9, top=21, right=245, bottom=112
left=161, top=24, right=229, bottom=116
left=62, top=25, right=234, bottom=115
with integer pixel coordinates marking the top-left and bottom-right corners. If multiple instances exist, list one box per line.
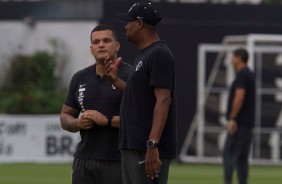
left=0, top=51, right=65, bottom=114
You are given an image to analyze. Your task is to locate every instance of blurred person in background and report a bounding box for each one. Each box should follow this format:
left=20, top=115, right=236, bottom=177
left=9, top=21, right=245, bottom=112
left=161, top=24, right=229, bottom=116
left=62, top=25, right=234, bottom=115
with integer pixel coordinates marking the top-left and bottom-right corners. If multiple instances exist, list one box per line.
left=60, top=24, right=131, bottom=184
left=105, top=2, right=177, bottom=184
left=223, top=48, right=255, bottom=184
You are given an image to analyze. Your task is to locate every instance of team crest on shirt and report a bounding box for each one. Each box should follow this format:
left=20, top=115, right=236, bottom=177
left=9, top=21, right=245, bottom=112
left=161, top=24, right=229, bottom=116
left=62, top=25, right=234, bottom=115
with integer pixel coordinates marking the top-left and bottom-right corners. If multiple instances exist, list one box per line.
left=112, top=84, right=116, bottom=90
left=135, top=61, right=143, bottom=71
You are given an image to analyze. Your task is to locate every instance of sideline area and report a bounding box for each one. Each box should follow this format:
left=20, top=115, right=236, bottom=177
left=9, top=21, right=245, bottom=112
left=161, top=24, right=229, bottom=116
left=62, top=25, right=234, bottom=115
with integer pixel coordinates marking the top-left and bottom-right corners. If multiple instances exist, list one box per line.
left=0, top=162, right=282, bottom=184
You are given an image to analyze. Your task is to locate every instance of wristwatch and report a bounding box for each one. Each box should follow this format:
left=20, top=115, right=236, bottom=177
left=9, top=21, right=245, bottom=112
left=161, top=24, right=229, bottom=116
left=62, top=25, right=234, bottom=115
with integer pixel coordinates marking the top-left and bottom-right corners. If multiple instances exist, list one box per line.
left=107, top=116, right=112, bottom=127
left=147, top=140, right=158, bottom=149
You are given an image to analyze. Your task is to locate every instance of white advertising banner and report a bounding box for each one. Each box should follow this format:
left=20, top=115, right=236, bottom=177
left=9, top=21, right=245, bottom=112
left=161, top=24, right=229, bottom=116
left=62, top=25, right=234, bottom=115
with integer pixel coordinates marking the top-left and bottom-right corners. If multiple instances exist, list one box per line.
left=0, top=115, right=80, bottom=163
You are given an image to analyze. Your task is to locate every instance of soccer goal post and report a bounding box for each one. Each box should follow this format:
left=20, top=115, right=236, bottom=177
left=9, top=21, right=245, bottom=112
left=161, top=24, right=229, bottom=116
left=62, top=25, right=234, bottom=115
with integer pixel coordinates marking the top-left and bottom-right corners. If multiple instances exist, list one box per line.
left=179, top=34, right=282, bottom=165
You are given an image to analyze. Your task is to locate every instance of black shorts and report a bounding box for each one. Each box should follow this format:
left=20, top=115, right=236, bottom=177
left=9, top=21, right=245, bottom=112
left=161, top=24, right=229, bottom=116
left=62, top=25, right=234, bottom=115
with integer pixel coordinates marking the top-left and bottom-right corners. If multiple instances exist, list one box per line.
left=72, top=158, right=122, bottom=184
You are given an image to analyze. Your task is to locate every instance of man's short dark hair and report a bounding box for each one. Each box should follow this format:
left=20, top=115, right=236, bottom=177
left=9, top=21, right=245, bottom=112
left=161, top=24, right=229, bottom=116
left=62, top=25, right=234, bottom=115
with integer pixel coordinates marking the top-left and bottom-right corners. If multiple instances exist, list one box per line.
left=90, top=24, right=119, bottom=43
left=233, top=48, right=249, bottom=63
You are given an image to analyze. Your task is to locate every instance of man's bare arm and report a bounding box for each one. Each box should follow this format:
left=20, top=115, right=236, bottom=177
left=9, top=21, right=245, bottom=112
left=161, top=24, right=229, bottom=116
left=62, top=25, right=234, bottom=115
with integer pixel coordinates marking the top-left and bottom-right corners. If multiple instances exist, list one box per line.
left=105, top=57, right=126, bottom=92
left=145, top=88, right=171, bottom=179
left=229, top=88, right=246, bottom=119
left=227, top=88, right=246, bottom=134
left=60, top=105, right=93, bottom=132
left=111, top=77, right=126, bottom=92
left=81, top=110, right=121, bottom=128
left=149, top=88, right=171, bottom=142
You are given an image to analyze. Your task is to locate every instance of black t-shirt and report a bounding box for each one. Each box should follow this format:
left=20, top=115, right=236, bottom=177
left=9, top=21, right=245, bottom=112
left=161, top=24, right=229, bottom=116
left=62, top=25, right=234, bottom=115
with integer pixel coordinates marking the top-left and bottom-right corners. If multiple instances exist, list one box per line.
left=227, top=67, right=255, bottom=128
left=64, top=62, right=131, bottom=160
left=120, top=41, right=177, bottom=159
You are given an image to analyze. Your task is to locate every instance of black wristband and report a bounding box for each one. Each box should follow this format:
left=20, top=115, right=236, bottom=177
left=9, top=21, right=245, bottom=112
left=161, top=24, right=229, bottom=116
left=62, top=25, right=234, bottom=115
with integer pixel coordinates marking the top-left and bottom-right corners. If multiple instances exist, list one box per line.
left=107, top=116, right=112, bottom=127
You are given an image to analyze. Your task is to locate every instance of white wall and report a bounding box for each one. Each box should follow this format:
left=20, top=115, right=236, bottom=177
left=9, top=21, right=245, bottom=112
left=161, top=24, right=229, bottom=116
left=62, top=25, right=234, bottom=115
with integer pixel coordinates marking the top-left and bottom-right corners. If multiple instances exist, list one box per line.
left=0, top=20, right=98, bottom=88
left=0, top=115, right=80, bottom=163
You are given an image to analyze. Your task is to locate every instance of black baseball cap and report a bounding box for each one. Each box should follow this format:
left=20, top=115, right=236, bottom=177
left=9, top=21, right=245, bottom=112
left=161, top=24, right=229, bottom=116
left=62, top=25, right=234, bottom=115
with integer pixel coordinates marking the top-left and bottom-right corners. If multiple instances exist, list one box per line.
left=117, top=2, right=161, bottom=26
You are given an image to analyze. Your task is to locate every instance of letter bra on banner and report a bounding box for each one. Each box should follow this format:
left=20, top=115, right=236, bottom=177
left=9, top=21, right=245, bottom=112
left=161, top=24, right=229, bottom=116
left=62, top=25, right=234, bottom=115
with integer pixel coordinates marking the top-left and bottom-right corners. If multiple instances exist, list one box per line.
left=0, top=115, right=80, bottom=163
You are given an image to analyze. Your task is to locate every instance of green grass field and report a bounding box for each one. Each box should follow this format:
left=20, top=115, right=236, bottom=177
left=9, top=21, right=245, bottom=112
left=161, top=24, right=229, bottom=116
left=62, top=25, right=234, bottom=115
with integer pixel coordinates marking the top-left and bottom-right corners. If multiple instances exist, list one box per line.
left=0, top=162, right=282, bottom=184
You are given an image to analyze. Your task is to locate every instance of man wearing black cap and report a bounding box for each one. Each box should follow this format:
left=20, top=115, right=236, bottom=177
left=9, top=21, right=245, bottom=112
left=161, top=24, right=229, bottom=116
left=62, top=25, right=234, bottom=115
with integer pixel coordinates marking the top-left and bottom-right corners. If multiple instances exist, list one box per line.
left=105, top=2, right=177, bottom=184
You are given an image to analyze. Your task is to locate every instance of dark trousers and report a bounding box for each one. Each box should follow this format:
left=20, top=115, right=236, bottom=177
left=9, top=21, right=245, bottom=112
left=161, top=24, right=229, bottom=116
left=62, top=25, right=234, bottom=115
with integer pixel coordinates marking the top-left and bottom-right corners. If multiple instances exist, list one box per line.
left=223, top=127, right=253, bottom=184
left=121, top=149, right=171, bottom=184
left=72, top=158, right=122, bottom=184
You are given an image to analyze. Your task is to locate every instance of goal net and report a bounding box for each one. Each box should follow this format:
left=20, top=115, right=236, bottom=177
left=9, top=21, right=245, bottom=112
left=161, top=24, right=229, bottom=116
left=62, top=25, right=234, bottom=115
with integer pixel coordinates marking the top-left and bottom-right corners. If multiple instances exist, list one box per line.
left=179, top=34, right=282, bottom=164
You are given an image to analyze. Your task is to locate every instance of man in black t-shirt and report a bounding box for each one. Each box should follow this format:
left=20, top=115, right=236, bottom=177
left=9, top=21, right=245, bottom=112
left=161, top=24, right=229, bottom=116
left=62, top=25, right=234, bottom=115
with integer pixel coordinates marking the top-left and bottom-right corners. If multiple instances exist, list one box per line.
left=223, top=48, right=255, bottom=184
left=60, top=25, right=131, bottom=184
left=105, top=3, right=176, bottom=184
